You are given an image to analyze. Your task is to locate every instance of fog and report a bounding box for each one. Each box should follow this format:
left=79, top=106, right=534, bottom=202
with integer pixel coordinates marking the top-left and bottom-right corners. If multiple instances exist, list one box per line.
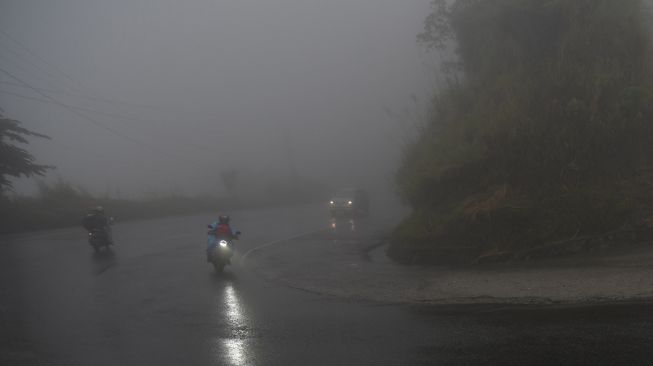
left=1, top=0, right=433, bottom=198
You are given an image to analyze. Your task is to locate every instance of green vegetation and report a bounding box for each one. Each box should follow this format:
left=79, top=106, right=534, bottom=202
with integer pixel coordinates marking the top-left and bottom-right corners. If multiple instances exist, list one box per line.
left=0, top=179, right=325, bottom=234
left=390, top=0, right=653, bottom=263
left=0, top=111, right=51, bottom=193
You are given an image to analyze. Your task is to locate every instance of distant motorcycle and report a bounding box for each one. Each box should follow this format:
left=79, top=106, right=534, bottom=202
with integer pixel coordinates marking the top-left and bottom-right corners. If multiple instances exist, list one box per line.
left=209, top=231, right=240, bottom=273
left=87, top=217, right=114, bottom=252
left=88, top=228, right=111, bottom=252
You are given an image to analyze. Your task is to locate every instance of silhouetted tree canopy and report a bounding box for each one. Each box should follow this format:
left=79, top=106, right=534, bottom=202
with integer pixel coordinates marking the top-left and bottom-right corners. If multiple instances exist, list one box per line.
left=0, top=111, right=52, bottom=194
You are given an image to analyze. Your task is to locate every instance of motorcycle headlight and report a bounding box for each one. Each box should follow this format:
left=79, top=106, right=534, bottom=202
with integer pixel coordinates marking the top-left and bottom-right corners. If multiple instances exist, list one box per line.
left=219, top=240, right=229, bottom=248
left=347, top=200, right=353, bottom=205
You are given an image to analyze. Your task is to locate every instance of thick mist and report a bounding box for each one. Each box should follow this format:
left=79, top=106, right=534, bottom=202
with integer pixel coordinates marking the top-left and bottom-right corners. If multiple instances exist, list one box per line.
left=1, top=0, right=433, bottom=199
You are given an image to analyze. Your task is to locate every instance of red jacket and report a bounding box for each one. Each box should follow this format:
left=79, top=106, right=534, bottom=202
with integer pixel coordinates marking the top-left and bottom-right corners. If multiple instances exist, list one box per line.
left=215, top=223, right=233, bottom=238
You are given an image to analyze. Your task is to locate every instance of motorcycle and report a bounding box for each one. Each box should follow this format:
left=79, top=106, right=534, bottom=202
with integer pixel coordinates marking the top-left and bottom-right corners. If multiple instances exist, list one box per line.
left=88, top=228, right=111, bottom=252
left=209, top=230, right=241, bottom=273
left=87, top=217, right=114, bottom=252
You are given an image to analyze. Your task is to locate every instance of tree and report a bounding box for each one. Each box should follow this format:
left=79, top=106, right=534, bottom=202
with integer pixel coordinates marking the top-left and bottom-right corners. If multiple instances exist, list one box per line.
left=391, top=0, right=653, bottom=263
left=0, top=110, right=52, bottom=194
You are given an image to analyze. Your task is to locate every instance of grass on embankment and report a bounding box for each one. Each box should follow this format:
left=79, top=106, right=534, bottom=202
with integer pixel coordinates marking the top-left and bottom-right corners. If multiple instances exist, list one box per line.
left=390, top=0, right=653, bottom=264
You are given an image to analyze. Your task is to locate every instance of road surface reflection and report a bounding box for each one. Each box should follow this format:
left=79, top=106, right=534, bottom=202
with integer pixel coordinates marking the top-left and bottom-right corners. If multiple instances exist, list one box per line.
left=214, top=282, right=251, bottom=366
left=329, top=217, right=357, bottom=233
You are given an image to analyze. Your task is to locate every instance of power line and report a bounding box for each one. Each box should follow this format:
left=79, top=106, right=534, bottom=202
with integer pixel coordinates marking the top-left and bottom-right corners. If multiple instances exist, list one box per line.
left=0, top=80, right=157, bottom=111
left=0, top=65, right=198, bottom=164
left=0, top=32, right=226, bottom=159
left=0, top=52, right=74, bottom=99
left=0, top=90, right=147, bottom=123
left=0, top=66, right=142, bottom=141
left=0, top=39, right=79, bottom=95
left=0, top=32, right=224, bottom=184
left=0, top=89, right=224, bottom=155
left=0, top=92, right=196, bottom=180
left=0, top=29, right=161, bottom=113
left=0, top=29, right=236, bottom=139
left=0, top=29, right=78, bottom=89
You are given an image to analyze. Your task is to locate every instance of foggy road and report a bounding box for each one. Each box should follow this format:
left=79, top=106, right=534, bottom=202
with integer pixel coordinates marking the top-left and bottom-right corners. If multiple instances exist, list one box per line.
left=3, top=204, right=653, bottom=366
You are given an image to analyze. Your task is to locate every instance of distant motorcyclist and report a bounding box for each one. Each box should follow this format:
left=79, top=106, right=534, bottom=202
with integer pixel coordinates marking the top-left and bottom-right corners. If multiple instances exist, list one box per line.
left=82, top=206, right=113, bottom=244
left=206, top=215, right=237, bottom=262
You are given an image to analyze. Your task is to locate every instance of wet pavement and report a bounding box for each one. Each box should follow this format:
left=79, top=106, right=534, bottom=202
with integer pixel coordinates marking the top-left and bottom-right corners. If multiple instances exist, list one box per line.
left=249, top=222, right=653, bottom=305
left=2, top=204, right=653, bottom=365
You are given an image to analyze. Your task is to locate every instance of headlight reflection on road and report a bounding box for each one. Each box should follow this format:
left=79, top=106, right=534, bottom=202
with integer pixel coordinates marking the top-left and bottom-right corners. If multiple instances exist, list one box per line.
left=224, top=285, right=242, bottom=325
left=214, top=283, right=251, bottom=366
left=223, top=338, right=247, bottom=365
left=329, top=218, right=357, bottom=232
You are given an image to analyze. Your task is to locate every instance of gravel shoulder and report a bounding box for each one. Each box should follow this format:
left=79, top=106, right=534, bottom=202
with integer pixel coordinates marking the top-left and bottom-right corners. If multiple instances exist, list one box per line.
left=245, top=231, right=653, bottom=305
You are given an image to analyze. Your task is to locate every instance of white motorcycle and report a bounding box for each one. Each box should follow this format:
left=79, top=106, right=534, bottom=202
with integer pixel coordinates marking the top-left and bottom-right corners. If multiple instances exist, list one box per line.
left=210, top=231, right=240, bottom=273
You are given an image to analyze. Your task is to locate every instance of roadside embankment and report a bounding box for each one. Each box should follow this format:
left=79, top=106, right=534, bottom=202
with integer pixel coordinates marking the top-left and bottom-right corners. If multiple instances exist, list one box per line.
left=245, top=231, right=653, bottom=306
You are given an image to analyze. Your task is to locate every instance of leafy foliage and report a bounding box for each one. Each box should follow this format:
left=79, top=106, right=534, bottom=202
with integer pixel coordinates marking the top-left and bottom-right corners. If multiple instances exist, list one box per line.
left=391, top=0, right=653, bottom=263
left=0, top=111, right=52, bottom=193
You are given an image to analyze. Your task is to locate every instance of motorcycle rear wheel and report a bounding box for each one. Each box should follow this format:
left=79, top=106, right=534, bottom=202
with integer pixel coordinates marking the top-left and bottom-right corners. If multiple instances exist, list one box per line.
left=213, top=262, right=225, bottom=273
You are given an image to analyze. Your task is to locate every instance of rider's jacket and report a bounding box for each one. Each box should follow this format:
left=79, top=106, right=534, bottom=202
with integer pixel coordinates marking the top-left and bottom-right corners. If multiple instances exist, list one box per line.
left=82, top=213, right=108, bottom=231
left=215, top=223, right=234, bottom=238
left=207, top=222, right=236, bottom=250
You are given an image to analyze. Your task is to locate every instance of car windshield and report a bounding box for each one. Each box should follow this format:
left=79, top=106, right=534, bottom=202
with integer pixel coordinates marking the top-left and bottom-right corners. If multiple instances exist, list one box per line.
left=332, top=190, right=356, bottom=199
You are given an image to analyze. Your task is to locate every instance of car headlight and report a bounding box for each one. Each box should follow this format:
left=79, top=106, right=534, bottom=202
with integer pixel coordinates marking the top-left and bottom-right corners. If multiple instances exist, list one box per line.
left=219, top=240, right=228, bottom=248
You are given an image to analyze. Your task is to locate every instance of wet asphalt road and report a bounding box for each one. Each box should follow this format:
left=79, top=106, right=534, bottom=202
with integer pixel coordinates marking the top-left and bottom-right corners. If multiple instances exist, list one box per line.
left=2, top=204, right=653, bottom=365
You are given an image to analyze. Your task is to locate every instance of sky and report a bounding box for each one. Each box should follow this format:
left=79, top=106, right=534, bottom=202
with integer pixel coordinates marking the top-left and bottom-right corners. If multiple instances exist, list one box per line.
left=1, top=0, right=436, bottom=198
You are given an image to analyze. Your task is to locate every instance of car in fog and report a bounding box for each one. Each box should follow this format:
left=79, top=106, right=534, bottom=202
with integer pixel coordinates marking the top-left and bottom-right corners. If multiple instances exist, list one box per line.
left=329, top=188, right=370, bottom=217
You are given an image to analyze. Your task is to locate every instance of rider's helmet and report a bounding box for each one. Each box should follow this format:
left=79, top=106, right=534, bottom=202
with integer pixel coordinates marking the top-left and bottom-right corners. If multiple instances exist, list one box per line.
left=218, top=215, right=230, bottom=224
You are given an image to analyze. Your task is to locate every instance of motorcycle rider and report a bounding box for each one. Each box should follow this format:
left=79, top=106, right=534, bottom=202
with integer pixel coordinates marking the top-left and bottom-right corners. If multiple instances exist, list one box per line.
left=206, top=215, right=237, bottom=262
left=82, top=206, right=113, bottom=244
